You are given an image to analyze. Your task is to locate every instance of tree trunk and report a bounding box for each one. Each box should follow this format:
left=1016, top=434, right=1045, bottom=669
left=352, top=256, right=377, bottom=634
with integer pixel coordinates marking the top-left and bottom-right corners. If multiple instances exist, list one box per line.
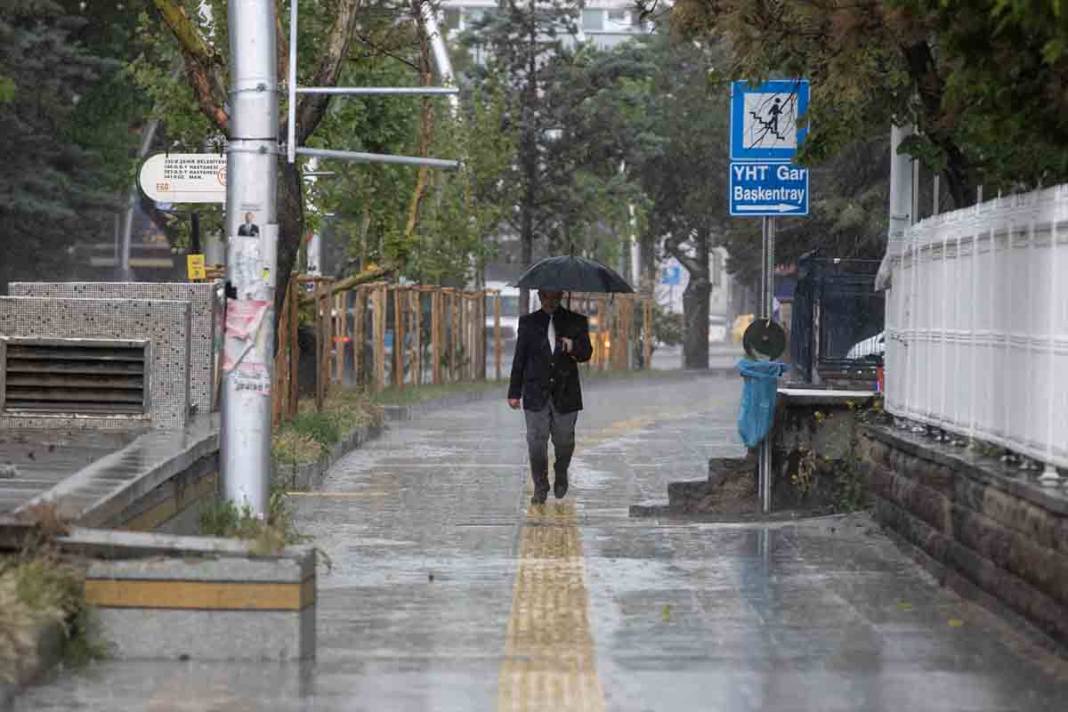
left=275, top=158, right=305, bottom=321
left=669, top=234, right=710, bottom=370
left=681, top=271, right=710, bottom=369
left=639, top=231, right=656, bottom=295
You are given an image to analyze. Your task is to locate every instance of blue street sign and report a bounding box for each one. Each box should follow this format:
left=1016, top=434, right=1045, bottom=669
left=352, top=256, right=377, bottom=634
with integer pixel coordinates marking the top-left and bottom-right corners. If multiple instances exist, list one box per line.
left=730, top=79, right=809, bottom=162
left=660, top=264, right=682, bottom=286
left=729, top=162, right=809, bottom=217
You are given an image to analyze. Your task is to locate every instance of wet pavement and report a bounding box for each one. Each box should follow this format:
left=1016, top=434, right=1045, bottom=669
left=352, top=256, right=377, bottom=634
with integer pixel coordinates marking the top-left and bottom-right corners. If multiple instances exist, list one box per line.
left=17, top=373, right=1068, bottom=710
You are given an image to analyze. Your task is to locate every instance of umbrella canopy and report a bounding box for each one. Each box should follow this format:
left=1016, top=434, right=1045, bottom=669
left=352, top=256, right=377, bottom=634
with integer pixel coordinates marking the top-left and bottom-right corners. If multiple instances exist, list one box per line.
left=515, top=255, right=634, bottom=294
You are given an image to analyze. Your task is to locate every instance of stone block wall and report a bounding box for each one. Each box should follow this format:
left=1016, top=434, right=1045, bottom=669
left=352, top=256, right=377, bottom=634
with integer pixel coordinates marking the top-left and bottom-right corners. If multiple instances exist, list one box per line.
left=861, top=424, right=1068, bottom=646
left=9, top=282, right=218, bottom=412
left=0, top=296, right=191, bottom=430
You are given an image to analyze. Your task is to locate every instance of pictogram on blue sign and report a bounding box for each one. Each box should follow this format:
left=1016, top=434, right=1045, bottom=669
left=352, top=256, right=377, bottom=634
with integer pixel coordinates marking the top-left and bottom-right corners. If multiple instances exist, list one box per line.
left=729, top=162, right=809, bottom=217
left=730, top=80, right=810, bottom=162
left=660, top=264, right=682, bottom=286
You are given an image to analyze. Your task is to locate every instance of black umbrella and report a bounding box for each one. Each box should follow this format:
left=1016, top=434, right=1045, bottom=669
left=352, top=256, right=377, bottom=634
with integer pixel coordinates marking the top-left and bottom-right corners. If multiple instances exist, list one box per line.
left=515, top=255, right=634, bottom=293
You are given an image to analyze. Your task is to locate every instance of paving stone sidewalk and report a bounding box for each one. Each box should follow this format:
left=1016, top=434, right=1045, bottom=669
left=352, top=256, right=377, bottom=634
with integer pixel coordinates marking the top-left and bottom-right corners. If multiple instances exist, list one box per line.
left=16, top=373, right=1068, bottom=711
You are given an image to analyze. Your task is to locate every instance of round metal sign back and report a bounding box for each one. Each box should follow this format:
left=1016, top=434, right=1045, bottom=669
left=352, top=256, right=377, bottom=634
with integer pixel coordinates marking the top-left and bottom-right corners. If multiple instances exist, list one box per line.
left=743, top=319, right=786, bottom=361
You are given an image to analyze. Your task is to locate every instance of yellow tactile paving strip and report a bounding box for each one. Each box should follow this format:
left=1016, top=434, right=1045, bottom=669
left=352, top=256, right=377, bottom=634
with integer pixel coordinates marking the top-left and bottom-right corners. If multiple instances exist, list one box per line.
left=497, top=502, right=606, bottom=712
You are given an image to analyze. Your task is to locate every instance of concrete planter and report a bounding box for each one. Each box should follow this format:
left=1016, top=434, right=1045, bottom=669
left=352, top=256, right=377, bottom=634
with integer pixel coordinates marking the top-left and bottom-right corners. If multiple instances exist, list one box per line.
left=273, top=422, right=383, bottom=492
left=61, top=528, right=316, bottom=661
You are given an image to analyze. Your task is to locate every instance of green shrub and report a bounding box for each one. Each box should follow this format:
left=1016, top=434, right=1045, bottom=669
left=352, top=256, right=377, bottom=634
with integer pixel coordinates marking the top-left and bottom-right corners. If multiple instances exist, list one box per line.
left=289, top=412, right=341, bottom=451
left=1, top=549, right=103, bottom=677
left=199, top=486, right=307, bottom=555
left=272, top=429, right=323, bottom=466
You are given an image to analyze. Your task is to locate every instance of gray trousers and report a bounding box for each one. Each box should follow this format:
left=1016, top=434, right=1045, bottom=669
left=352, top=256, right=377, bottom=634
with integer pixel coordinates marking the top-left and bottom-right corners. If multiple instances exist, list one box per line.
left=524, top=403, right=578, bottom=493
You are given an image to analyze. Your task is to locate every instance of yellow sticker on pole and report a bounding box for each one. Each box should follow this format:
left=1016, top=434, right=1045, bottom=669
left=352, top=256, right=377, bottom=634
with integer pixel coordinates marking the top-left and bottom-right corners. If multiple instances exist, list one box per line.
left=187, top=254, right=207, bottom=281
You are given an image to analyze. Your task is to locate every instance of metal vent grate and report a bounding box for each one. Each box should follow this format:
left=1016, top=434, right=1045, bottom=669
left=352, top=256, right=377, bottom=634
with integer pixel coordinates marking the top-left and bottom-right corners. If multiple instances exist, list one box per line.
left=1, top=339, right=148, bottom=416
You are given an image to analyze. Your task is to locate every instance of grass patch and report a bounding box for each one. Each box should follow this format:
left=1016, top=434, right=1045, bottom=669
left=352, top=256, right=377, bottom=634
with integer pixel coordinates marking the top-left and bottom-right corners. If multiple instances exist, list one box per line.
left=1, top=548, right=102, bottom=682
left=272, top=389, right=383, bottom=466
left=200, top=486, right=307, bottom=556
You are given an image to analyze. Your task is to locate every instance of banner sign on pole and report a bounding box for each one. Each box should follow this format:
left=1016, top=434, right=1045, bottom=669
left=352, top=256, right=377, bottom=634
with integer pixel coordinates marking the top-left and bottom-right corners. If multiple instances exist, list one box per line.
left=139, top=153, right=226, bottom=204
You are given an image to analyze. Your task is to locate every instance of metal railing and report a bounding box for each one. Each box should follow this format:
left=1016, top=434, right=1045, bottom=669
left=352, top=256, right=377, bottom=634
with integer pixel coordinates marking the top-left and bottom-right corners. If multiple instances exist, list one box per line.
left=884, top=185, right=1068, bottom=474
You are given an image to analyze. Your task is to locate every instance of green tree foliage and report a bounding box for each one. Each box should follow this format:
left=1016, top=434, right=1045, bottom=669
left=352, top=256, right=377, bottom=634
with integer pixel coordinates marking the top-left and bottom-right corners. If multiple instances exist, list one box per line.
left=625, top=36, right=728, bottom=367
left=670, top=0, right=1068, bottom=208
left=303, top=7, right=515, bottom=286
left=461, top=0, right=582, bottom=304
left=512, top=33, right=728, bottom=366
left=137, top=0, right=515, bottom=290
left=535, top=42, right=652, bottom=268
left=0, top=0, right=122, bottom=288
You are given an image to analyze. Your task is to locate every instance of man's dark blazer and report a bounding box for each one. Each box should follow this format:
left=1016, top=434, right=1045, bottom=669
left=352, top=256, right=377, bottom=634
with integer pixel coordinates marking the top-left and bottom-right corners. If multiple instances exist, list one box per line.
left=508, top=307, right=593, bottom=413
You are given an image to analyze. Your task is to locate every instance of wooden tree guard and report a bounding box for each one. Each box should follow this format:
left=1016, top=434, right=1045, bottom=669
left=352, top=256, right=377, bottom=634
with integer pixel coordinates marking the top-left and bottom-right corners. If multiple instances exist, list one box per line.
left=615, top=297, right=629, bottom=370
left=442, top=290, right=451, bottom=383
left=460, top=293, right=469, bottom=382
left=602, top=296, right=610, bottom=371
left=323, top=282, right=334, bottom=402
left=464, top=293, right=472, bottom=382
left=477, top=292, right=487, bottom=381
left=411, top=289, right=422, bottom=386
left=272, top=279, right=291, bottom=427
left=372, top=284, right=387, bottom=392
left=480, top=291, right=487, bottom=381
left=642, top=297, right=652, bottom=369
left=287, top=278, right=299, bottom=418
left=264, top=278, right=650, bottom=423
left=336, top=290, right=349, bottom=385
left=354, top=286, right=366, bottom=388
left=431, top=288, right=443, bottom=385
left=493, top=292, right=502, bottom=381
left=312, top=281, right=325, bottom=411
left=393, top=287, right=405, bottom=388
left=450, top=290, right=460, bottom=383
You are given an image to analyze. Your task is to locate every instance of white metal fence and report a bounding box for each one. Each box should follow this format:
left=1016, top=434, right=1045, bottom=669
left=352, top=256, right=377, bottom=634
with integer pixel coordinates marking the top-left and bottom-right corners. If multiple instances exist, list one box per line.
left=884, top=185, right=1068, bottom=471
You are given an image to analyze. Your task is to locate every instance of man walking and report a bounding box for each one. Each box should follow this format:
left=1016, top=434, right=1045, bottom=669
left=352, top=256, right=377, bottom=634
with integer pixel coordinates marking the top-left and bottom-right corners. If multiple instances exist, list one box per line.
left=508, top=290, right=593, bottom=504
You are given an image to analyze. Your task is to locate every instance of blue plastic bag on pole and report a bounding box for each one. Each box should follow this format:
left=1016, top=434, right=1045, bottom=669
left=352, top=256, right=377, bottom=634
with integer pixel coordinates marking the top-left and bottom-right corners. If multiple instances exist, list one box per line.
left=737, top=359, right=788, bottom=448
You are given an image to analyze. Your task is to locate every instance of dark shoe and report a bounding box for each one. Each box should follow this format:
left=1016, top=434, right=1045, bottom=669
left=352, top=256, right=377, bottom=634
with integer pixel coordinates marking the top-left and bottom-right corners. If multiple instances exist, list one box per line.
left=531, top=489, right=549, bottom=505
left=554, top=473, right=569, bottom=499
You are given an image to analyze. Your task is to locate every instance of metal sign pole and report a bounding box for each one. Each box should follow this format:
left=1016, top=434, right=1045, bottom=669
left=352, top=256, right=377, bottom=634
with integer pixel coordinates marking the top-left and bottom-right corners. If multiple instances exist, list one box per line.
left=221, top=0, right=279, bottom=516
left=759, top=217, right=773, bottom=513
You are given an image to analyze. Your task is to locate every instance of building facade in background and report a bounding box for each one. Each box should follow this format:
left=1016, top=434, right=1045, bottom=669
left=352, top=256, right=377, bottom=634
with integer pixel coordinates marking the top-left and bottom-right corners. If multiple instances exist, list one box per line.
left=440, top=0, right=653, bottom=50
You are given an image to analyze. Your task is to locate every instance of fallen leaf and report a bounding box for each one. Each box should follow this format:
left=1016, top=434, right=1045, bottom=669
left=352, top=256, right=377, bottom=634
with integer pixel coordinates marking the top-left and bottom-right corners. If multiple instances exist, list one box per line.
left=897, top=601, right=913, bottom=611
left=661, top=605, right=672, bottom=622
left=948, top=618, right=964, bottom=628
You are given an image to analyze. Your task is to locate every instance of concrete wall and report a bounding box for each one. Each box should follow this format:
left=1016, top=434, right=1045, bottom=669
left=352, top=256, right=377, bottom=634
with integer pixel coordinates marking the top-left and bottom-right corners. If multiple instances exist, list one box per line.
left=0, top=296, right=191, bottom=430
left=862, top=424, right=1068, bottom=646
left=9, top=282, right=218, bottom=413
